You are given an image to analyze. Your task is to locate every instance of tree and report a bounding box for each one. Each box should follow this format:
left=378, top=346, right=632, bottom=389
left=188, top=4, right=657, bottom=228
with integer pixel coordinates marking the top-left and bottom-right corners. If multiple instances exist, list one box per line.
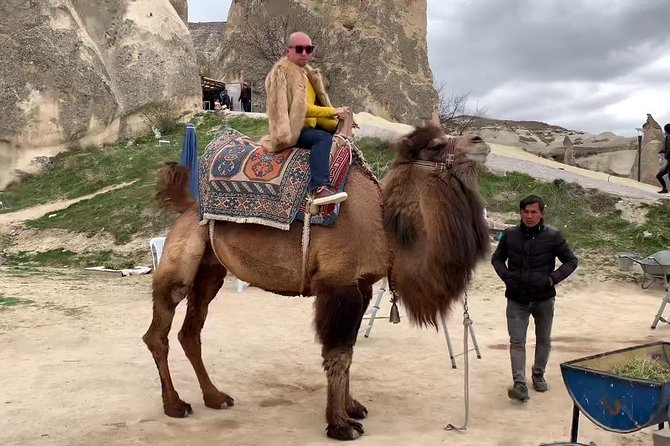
left=435, top=81, right=487, bottom=135
left=235, top=0, right=333, bottom=72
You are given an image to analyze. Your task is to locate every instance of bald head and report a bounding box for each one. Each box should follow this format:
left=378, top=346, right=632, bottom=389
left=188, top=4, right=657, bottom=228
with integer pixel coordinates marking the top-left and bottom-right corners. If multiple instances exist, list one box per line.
left=285, top=31, right=314, bottom=66
left=288, top=32, right=311, bottom=46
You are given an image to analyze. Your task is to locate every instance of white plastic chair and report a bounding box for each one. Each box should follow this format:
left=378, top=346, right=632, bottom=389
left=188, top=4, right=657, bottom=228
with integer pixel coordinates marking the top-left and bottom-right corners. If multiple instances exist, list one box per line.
left=150, top=236, right=166, bottom=271
left=236, top=280, right=248, bottom=293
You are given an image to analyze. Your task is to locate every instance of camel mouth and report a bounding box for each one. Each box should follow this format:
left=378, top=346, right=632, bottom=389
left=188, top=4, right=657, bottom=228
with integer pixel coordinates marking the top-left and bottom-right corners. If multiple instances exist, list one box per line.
left=466, top=142, right=491, bottom=163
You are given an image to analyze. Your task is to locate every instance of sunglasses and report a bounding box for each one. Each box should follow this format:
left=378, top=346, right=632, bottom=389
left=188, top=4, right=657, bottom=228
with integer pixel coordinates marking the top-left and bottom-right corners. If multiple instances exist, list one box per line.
left=289, top=45, right=315, bottom=54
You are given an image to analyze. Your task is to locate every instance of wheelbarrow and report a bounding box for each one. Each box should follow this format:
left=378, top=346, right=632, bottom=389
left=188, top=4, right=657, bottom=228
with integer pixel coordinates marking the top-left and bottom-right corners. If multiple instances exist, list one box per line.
left=554, top=342, right=670, bottom=445
left=617, top=250, right=670, bottom=289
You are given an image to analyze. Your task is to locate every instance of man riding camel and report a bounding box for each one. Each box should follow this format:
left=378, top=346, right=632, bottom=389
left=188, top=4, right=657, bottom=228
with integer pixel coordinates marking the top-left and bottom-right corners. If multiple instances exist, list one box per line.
left=260, top=31, right=350, bottom=203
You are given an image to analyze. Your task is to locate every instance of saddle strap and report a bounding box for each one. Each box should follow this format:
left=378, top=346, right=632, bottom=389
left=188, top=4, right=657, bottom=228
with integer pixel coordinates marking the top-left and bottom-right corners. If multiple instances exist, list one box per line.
left=299, top=210, right=311, bottom=296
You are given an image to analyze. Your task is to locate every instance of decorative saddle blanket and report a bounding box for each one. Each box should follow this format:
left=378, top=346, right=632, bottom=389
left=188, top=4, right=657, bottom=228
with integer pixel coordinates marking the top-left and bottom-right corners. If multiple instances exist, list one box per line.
left=199, top=128, right=371, bottom=230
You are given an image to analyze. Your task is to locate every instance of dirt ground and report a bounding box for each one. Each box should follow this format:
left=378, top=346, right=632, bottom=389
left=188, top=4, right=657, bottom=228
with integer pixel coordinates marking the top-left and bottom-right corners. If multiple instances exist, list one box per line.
left=1, top=263, right=667, bottom=446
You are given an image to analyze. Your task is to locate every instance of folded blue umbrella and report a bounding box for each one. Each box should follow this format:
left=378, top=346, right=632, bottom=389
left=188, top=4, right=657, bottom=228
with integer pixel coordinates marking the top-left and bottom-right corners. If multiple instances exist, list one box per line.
left=179, top=123, right=199, bottom=200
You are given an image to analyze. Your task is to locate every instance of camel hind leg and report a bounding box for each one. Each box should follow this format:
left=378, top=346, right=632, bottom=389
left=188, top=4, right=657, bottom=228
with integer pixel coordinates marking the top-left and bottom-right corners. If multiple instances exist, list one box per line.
left=178, top=258, right=234, bottom=410
left=314, top=278, right=372, bottom=440
left=142, top=209, right=207, bottom=417
left=143, top=281, right=192, bottom=417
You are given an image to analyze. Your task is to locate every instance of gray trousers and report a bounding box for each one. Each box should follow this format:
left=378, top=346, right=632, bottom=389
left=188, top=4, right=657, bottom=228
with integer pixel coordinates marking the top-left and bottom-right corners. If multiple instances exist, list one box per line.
left=506, top=298, right=555, bottom=384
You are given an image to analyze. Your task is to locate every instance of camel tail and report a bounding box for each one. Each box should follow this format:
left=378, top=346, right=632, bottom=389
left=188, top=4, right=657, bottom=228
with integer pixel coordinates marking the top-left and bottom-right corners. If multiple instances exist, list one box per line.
left=156, top=162, right=196, bottom=213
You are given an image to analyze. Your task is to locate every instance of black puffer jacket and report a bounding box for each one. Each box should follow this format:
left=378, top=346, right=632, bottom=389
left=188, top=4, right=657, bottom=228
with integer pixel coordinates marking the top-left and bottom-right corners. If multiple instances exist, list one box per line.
left=661, top=135, right=670, bottom=161
left=491, top=221, right=578, bottom=303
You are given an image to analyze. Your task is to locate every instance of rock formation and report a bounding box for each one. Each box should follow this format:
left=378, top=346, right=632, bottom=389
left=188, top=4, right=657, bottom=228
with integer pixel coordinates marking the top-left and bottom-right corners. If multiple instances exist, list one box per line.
left=629, top=114, right=664, bottom=185
left=563, top=136, right=575, bottom=165
left=207, top=0, right=438, bottom=125
left=169, top=0, right=188, bottom=24
left=189, top=22, right=227, bottom=73
left=0, top=0, right=201, bottom=189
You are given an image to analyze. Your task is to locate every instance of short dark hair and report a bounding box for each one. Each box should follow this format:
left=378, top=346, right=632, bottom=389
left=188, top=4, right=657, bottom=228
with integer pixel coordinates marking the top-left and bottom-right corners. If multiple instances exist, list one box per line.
left=520, top=195, right=545, bottom=211
left=664, top=123, right=670, bottom=134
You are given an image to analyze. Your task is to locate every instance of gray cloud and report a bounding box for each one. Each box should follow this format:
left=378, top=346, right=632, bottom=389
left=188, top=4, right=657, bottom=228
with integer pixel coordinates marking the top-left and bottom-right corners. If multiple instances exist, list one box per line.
left=427, top=0, right=670, bottom=134
left=187, top=0, right=670, bottom=135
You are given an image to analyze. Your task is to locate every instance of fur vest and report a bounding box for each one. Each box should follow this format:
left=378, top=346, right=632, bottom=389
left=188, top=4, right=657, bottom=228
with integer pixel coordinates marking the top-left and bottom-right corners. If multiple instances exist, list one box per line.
left=260, top=57, right=333, bottom=152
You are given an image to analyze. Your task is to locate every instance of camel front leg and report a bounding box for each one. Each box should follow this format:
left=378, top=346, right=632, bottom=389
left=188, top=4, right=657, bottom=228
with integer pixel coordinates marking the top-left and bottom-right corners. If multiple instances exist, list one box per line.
left=344, top=279, right=373, bottom=420
left=314, top=282, right=368, bottom=440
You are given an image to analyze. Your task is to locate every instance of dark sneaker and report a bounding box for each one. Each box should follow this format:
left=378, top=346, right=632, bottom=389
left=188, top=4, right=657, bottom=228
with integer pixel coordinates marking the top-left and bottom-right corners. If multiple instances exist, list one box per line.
left=658, top=189, right=668, bottom=194
left=507, top=382, right=529, bottom=401
left=532, top=375, right=549, bottom=392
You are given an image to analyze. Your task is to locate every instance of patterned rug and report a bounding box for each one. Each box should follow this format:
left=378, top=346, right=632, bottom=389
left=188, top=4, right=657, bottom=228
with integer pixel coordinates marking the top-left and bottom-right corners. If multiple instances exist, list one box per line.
left=199, top=128, right=364, bottom=230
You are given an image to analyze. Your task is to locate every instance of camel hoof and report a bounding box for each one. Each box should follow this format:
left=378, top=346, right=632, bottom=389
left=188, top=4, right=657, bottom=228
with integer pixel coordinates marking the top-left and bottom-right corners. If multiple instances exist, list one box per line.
left=204, top=391, right=235, bottom=410
left=326, top=420, right=364, bottom=440
left=164, top=400, right=193, bottom=418
left=347, top=399, right=368, bottom=420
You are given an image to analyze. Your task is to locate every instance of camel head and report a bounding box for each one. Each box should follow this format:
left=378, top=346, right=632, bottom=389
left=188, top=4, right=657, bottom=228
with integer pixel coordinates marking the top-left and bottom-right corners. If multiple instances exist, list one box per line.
left=392, top=125, right=490, bottom=189
left=382, top=124, right=491, bottom=327
left=394, top=125, right=489, bottom=162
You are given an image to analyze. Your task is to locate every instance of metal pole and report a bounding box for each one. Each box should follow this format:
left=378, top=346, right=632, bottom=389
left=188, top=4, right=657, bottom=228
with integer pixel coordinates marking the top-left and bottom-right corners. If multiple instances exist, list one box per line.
left=441, top=318, right=458, bottom=369
left=570, top=404, right=580, bottom=443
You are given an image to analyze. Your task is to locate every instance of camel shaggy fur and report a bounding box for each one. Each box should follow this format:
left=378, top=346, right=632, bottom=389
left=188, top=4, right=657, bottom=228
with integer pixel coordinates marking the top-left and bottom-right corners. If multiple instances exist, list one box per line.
left=143, top=124, right=490, bottom=440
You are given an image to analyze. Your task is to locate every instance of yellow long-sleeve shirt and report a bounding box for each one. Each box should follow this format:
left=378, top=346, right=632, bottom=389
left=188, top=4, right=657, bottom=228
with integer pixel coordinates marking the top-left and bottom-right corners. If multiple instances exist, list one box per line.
left=305, top=81, right=338, bottom=132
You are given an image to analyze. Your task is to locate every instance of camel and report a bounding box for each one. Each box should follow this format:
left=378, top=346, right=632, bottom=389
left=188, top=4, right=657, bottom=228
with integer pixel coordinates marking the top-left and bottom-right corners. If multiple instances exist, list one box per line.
left=142, top=123, right=491, bottom=441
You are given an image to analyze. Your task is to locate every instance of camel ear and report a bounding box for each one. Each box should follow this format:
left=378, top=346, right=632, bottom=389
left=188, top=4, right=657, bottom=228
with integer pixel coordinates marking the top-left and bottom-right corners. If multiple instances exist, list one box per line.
left=426, top=137, right=444, bottom=151
left=393, top=136, right=414, bottom=156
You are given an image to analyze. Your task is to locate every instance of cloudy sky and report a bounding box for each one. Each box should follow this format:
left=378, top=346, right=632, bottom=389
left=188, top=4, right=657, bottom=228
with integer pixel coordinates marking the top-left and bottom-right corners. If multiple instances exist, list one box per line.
left=188, top=0, right=670, bottom=136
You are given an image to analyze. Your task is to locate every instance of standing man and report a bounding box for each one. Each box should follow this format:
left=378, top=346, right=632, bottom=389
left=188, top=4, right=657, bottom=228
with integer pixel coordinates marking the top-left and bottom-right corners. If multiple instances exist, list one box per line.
left=491, top=195, right=578, bottom=402
left=260, top=31, right=350, bottom=201
left=655, top=123, right=670, bottom=194
left=239, top=82, right=252, bottom=113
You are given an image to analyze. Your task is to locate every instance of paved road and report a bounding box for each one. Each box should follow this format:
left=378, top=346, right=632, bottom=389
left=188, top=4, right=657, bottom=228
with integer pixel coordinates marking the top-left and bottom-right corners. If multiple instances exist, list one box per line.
left=485, top=153, right=668, bottom=201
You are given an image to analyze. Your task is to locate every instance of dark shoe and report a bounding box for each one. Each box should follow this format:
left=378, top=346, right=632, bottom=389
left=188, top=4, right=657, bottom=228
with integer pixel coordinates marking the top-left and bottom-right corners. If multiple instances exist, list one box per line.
left=507, top=382, right=529, bottom=401
left=658, top=189, right=668, bottom=194
left=532, top=375, right=549, bottom=392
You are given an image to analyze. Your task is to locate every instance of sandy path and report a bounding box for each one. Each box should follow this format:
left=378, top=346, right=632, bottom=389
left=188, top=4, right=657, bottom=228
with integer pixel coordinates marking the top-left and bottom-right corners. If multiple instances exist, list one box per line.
left=0, top=182, right=136, bottom=227
left=485, top=152, right=666, bottom=200
left=0, top=264, right=663, bottom=446
left=486, top=144, right=668, bottom=201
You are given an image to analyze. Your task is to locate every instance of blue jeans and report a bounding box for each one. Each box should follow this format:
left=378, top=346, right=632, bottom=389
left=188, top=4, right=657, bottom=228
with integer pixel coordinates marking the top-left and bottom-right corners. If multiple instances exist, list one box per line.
left=296, top=127, right=333, bottom=191
left=241, top=100, right=251, bottom=112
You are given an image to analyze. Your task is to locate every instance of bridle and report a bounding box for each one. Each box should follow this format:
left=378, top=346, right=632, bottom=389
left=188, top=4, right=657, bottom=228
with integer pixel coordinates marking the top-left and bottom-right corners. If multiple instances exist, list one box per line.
left=402, top=136, right=457, bottom=171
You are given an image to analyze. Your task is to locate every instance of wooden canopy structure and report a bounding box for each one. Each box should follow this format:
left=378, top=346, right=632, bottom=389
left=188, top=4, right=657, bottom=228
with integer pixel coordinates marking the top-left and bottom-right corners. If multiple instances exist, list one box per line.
left=201, top=76, right=227, bottom=91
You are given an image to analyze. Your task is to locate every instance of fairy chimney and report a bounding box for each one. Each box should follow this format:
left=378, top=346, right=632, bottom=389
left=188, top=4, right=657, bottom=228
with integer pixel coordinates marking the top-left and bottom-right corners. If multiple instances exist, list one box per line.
left=0, top=0, right=201, bottom=189
left=629, top=114, right=664, bottom=184
left=563, top=136, right=575, bottom=165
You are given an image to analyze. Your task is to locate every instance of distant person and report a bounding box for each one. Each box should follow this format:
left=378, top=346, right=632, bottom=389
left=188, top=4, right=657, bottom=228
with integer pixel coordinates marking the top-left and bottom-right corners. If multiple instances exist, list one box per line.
left=491, top=195, right=578, bottom=402
left=239, top=82, right=252, bottom=113
left=656, top=123, right=670, bottom=194
left=219, top=86, right=231, bottom=110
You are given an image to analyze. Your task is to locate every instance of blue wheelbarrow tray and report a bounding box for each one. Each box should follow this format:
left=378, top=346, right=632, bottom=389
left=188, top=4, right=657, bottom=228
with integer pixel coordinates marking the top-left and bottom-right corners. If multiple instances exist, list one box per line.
left=560, top=341, right=670, bottom=433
